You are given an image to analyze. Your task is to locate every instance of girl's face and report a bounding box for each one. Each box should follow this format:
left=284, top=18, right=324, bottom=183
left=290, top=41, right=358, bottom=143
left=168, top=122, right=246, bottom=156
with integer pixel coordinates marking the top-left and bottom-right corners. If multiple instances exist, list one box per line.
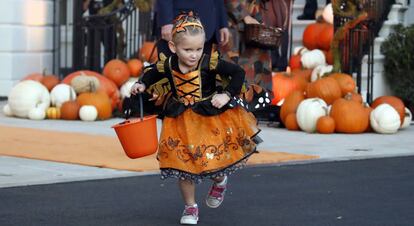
left=169, top=33, right=205, bottom=70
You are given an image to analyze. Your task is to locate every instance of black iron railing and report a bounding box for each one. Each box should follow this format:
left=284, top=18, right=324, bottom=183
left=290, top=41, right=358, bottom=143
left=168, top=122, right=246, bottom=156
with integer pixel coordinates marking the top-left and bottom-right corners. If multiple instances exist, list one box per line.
left=53, top=0, right=154, bottom=77
left=334, top=0, right=396, bottom=103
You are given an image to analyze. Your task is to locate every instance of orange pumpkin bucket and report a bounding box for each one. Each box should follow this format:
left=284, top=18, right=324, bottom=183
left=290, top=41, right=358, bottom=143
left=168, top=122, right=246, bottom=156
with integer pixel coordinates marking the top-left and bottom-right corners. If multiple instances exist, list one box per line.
left=112, top=93, right=158, bottom=159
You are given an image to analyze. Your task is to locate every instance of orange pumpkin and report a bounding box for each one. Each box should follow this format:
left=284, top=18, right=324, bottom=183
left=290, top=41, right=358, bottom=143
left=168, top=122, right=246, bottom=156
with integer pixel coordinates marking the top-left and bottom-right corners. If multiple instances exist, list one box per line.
left=292, top=69, right=312, bottom=82
left=324, top=49, right=334, bottom=65
left=62, top=70, right=120, bottom=110
left=330, top=73, right=356, bottom=96
left=271, top=70, right=307, bottom=106
left=41, top=75, right=60, bottom=91
left=316, top=116, right=335, bottom=134
left=127, top=59, right=144, bottom=77
left=289, top=54, right=302, bottom=70
left=280, top=90, right=305, bottom=124
left=285, top=113, right=299, bottom=131
left=139, top=41, right=158, bottom=63
left=77, top=91, right=112, bottom=120
left=102, top=59, right=130, bottom=87
left=306, top=77, right=342, bottom=105
left=330, top=97, right=370, bottom=133
left=303, top=22, right=326, bottom=50
left=371, top=96, right=405, bottom=125
left=60, top=100, right=80, bottom=120
left=318, top=24, right=334, bottom=51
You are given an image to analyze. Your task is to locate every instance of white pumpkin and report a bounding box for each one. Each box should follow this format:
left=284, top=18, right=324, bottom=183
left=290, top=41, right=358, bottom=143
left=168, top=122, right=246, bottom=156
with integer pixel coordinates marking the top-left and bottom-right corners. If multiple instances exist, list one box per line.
left=370, top=104, right=401, bottom=134
left=120, top=78, right=139, bottom=99
left=400, top=107, right=412, bottom=129
left=310, top=65, right=333, bottom=82
left=8, top=80, right=50, bottom=118
left=28, top=107, right=46, bottom=120
left=50, top=84, right=76, bottom=108
left=296, top=98, right=328, bottom=133
left=79, top=105, right=98, bottom=121
left=322, top=3, right=334, bottom=24
left=3, top=104, right=13, bottom=117
left=301, top=49, right=326, bottom=69
left=293, top=46, right=309, bottom=56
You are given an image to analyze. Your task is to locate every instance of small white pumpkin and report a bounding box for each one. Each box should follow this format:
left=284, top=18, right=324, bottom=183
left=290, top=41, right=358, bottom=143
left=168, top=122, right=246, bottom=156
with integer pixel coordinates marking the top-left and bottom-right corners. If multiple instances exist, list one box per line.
left=370, top=103, right=401, bottom=134
left=293, top=46, right=309, bottom=56
left=301, top=49, right=326, bottom=69
left=400, top=107, right=412, bottom=129
left=8, top=80, right=50, bottom=118
left=3, top=104, right=13, bottom=117
left=322, top=3, right=334, bottom=24
left=296, top=98, right=328, bottom=133
left=120, top=77, right=139, bottom=99
left=50, top=84, right=76, bottom=108
left=310, top=65, right=333, bottom=82
left=79, top=105, right=98, bottom=121
left=28, top=107, right=46, bottom=120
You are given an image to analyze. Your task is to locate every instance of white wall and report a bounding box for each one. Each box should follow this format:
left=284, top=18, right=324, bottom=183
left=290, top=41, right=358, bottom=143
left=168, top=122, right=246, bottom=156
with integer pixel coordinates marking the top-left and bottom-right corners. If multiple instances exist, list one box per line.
left=0, top=0, right=54, bottom=97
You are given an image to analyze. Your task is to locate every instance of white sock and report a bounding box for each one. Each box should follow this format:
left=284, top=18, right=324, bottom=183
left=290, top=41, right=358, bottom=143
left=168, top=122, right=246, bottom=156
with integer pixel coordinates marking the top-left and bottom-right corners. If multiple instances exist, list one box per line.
left=216, top=176, right=228, bottom=186
left=186, top=203, right=198, bottom=208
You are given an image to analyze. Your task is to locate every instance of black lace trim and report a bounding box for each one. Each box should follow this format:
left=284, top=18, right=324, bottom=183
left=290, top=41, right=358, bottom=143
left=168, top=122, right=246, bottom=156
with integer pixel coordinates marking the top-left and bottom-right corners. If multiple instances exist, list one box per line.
left=160, top=148, right=258, bottom=184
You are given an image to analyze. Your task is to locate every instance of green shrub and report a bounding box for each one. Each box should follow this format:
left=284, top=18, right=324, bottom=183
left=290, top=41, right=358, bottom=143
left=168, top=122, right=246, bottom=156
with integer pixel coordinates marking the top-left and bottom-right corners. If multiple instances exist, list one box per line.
left=381, top=24, right=414, bottom=110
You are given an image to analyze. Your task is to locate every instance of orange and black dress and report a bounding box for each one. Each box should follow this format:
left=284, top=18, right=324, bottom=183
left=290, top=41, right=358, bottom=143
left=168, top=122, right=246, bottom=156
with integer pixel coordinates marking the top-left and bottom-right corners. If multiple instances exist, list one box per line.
left=140, top=52, right=262, bottom=183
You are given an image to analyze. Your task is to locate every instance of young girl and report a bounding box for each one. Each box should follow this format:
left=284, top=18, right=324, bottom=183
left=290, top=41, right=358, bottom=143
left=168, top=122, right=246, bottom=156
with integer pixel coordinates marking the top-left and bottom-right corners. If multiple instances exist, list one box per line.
left=131, top=12, right=261, bottom=225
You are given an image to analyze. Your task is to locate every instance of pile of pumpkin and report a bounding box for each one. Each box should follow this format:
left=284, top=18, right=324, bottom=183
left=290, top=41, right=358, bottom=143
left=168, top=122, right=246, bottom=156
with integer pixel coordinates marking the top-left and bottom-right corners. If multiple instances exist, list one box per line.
left=2, top=42, right=157, bottom=121
left=273, top=69, right=412, bottom=134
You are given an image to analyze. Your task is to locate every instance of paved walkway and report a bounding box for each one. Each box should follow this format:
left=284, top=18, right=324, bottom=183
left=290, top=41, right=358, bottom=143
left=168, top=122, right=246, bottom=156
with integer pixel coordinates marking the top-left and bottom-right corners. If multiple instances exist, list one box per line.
left=1, top=100, right=413, bottom=188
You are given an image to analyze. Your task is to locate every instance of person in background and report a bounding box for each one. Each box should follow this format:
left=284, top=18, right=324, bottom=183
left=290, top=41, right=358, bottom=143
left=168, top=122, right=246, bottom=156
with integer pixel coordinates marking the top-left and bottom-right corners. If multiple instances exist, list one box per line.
left=297, top=0, right=331, bottom=20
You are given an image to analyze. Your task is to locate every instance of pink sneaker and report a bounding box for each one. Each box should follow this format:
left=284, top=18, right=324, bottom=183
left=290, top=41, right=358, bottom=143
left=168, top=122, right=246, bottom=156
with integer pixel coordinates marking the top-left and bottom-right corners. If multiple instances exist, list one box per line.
left=205, top=176, right=227, bottom=208
left=180, top=205, right=199, bottom=225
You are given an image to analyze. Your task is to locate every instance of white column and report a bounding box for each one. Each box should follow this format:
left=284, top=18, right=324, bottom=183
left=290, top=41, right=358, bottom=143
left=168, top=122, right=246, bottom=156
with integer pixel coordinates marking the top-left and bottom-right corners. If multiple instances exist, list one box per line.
left=0, top=0, right=54, bottom=97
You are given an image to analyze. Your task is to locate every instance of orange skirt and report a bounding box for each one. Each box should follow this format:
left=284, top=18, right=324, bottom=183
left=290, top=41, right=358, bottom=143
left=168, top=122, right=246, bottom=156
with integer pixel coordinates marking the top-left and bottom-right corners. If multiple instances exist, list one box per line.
left=157, top=106, right=260, bottom=183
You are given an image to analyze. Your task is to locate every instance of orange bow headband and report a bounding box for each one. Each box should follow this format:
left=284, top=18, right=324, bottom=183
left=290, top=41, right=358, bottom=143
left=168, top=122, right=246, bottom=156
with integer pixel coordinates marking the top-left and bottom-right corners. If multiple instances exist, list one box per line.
left=172, top=11, right=204, bottom=35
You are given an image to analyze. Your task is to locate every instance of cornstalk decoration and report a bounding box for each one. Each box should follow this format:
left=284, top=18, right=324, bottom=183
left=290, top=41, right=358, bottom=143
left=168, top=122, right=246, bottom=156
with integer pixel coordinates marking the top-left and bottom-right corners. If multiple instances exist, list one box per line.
left=331, top=0, right=368, bottom=72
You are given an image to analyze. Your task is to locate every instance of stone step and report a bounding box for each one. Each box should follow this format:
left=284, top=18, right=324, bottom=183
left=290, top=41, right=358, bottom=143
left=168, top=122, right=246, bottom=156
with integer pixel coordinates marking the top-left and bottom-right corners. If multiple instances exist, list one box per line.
left=387, top=4, right=410, bottom=23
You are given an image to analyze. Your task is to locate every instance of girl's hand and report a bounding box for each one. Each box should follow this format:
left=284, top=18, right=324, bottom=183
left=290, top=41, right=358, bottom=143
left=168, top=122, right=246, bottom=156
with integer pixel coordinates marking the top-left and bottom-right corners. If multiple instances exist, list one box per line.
left=211, top=93, right=230, bottom=109
left=243, top=15, right=260, bottom=24
left=130, top=82, right=146, bottom=96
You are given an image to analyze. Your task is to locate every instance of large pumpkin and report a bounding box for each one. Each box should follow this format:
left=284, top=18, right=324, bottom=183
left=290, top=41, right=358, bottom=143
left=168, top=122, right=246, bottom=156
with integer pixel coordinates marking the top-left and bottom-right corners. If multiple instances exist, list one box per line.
left=139, top=41, right=158, bottom=63
left=330, top=96, right=370, bottom=133
left=329, top=73, right=356, bottom=96
left=77, top=91, right=112, bottom=120
left=371, top=96, right=405, bottom=125
left=280, top=90, right=305, bottom=124
left=306, top=77, right=342, bottom=105
left=271, top=70, right=307, bottom=106
left=102, top=59, right=130, bottom=87
left=62, top=70, right=120, bottom=110
left=303, top=23, right=326, bottom=50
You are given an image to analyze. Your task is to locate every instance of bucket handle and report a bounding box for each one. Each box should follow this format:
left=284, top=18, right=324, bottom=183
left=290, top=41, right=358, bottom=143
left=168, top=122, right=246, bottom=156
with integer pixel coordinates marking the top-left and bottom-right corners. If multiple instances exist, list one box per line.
left=124, top=92, right=144, bottom=121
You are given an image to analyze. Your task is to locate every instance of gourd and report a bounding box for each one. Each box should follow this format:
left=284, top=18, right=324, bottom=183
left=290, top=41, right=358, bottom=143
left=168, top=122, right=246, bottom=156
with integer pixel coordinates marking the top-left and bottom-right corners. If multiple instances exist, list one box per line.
left=70, top=73, right=100, bottom=94
left=400, top=107, right=412, bottom=129
left=301, top=49, right=326, bottom=69
left=79, top=105, right=98, bottom=121
left=310, top=65, right=333, bottom=82
left=102, top=59, right=130, bottom=87
left=46, top=107, right=61, bottom=119
left=50, top=84, right=76, bottom=108
left=28, top=107, right=46, bottom=120
left=3, top=104, right=13, bottom=116
left=296, top=98, right=328, bottom=133
left=8, top=80, right=50, bottom=118
left=370, top=104, right=401, bottom=134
